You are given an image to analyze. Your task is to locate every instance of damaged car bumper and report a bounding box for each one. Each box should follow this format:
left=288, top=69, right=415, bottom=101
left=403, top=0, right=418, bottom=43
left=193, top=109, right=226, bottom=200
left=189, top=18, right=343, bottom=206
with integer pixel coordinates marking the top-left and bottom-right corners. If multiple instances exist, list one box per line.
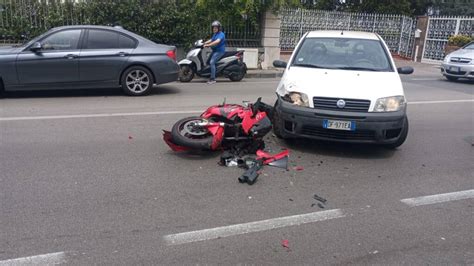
left=274, top=97, right=407, bottom=144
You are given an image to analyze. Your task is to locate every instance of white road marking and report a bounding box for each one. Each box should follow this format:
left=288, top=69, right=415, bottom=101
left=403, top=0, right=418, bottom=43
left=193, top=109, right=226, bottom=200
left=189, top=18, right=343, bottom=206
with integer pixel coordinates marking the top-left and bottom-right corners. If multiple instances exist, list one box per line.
left=0, top=110, right=201, bottom=121
left=401, top=189, right=474, bottom=207
left=408, top=99, right=474, bottom=105
left=163, top=209, right=345, bottom=245
left=407, top=78, right=440, bottom=81
left=0, top=252, right=66, bottom=265
left=1, top=99, right=473, bottom=122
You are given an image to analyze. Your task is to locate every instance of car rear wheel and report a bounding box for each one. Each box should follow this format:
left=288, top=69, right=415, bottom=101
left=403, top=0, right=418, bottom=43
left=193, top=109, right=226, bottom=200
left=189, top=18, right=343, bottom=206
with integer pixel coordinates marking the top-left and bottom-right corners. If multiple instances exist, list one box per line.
left=121, top=66, right=154, bottom=96
left=445, top=76, right=458, bottom=81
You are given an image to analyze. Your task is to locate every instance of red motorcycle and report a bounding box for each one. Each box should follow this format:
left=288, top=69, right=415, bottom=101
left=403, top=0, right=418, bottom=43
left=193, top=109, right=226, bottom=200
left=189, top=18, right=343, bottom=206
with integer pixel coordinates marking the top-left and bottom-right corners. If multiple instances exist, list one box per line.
left=164, top=98, right=273, bottom=152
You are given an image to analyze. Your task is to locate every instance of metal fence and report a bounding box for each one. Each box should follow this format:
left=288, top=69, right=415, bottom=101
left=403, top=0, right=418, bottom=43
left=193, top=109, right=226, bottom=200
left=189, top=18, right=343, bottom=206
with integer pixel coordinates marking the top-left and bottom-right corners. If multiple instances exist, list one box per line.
left=422, top=16, right=474, bottom=62
left=279, top=8, right=416, bottom=58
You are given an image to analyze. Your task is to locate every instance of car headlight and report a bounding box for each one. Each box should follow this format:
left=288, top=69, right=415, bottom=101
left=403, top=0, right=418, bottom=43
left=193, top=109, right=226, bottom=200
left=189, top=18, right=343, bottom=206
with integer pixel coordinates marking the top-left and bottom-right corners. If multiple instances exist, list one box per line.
left=443, top=56, right=450, bottom=63
left=373, top=96, right=406, bottom=112
left=277, top=83, right=310, bottom=107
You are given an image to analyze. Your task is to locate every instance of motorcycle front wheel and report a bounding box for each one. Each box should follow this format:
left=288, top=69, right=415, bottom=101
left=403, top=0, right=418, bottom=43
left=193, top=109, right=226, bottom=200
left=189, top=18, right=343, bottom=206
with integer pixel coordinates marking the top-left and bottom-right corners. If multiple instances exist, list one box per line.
left=179, top=65, right=195, bottom=82
left=171, top=116, right=214, bottom=150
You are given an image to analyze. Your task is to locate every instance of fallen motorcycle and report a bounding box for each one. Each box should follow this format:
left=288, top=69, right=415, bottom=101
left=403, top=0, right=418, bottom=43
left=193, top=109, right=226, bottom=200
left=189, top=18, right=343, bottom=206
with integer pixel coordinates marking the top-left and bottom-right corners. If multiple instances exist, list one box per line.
left=164, top=97, right=273, bottom=151
left=163, top=98, right=290, bottom=185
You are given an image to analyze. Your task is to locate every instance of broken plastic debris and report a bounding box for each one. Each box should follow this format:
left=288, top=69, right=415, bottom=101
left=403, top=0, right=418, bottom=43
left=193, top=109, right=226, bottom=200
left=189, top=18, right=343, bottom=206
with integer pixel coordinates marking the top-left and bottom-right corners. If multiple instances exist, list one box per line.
left=293, top=166, right=304, bottom=171
left=281, top=239, right=290, bottom=249
left=317, top=202, right=325, bottom=209
left=128, top=135, right=133, bottom=140
left=313, top=194, right=327, bottom=203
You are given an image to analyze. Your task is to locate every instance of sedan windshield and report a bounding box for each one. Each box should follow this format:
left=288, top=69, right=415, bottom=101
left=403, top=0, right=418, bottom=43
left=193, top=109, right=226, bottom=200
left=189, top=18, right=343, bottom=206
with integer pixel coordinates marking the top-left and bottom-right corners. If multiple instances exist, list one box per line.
left=292, top=37, right=393, bottom=72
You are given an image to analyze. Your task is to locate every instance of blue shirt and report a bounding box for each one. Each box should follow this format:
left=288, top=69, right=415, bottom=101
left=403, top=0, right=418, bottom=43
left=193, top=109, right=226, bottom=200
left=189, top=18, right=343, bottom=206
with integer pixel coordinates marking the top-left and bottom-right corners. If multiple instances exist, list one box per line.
left=211, top=31, right=226, bottom=53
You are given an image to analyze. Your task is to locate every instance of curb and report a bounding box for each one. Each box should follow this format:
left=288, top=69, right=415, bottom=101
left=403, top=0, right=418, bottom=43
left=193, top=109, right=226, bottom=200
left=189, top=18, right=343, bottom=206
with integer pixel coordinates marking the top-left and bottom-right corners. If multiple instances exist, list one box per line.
left=245, top=72, right=283, bottom=79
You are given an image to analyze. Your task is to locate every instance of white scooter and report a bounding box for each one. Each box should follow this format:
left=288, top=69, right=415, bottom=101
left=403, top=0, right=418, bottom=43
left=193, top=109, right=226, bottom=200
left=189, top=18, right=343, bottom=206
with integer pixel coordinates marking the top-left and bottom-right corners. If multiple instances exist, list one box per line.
left=178, top=40, right=247, bottom=82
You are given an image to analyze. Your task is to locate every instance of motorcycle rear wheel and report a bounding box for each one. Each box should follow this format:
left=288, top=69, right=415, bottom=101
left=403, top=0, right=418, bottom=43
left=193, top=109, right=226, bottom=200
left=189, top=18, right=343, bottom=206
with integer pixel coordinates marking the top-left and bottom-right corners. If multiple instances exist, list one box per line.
left=171, top=116, right=214, bottom=150
left=229, top=71, right=245, bottom=82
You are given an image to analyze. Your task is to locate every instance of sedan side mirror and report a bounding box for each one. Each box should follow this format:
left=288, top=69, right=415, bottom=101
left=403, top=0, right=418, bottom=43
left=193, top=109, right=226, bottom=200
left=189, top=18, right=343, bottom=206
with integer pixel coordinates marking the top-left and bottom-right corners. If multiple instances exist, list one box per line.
left=273, top=60, right=288, bottom=68
left=397, top=66, right=414, bottom=75
left=30, top=42, right=42, bottom=52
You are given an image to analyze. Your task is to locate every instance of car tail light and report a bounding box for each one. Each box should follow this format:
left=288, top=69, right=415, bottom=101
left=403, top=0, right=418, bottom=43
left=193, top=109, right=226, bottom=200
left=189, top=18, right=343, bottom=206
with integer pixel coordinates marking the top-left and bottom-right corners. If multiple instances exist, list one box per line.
left=166, top=49, right=176, bottom=61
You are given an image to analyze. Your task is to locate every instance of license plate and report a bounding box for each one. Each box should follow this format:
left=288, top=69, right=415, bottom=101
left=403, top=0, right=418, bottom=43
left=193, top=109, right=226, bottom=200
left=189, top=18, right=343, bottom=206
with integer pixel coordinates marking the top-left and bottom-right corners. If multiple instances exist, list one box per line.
left=323, top=119, right=355, bottom=131
left=449, top=66, right=461, bottom=72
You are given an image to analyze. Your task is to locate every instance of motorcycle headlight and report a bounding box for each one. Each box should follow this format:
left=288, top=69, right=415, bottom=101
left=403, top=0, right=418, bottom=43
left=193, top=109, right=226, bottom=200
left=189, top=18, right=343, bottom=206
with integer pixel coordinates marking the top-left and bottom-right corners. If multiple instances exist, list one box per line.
left=278, top=83, right=310, bottom=107
left=373, top=96, right=406, bottom=112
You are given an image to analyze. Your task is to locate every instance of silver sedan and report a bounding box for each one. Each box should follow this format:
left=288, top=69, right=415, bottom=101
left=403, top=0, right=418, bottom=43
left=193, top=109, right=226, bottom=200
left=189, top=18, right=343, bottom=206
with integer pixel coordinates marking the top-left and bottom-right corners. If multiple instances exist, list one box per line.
left=441, top=41, right=474, bottom=81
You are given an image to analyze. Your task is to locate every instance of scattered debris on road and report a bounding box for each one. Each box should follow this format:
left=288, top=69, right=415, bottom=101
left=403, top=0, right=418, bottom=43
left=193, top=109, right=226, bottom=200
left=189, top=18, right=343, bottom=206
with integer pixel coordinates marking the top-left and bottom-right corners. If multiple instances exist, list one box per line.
left=162, top=98, right=293, bottom=185
left=281, top=239, right=290, bottom=250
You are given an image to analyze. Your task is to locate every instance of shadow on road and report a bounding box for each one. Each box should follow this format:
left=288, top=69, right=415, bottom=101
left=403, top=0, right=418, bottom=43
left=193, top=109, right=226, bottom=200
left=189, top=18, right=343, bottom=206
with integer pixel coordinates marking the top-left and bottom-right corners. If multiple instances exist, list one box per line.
left=271, top=137, right=396, bottom=160
left=0, top=85, right=180, bottom=99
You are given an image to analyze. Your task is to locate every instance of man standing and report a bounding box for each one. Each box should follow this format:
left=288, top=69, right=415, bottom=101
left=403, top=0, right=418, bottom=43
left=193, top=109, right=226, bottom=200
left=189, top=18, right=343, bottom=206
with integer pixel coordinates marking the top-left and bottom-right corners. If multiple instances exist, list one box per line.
left=204, top=21, right=226, bottom=84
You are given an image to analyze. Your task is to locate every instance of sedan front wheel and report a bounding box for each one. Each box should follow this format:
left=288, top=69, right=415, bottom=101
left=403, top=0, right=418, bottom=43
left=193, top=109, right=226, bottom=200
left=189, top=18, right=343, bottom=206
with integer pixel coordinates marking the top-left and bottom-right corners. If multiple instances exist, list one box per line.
left=121, top=66, right=154, bottom=96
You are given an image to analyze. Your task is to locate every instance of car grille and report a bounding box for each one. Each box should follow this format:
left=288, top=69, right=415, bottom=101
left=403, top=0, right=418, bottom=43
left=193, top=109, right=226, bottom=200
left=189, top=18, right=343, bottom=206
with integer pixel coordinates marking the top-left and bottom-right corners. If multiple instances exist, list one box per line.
left=450, top=57, right=472, bottom=64
left=446, top=69, right=467, bottom=75
left=313, top=97, right=370, bottom=112
left=301, top=125, right=376, bottom=141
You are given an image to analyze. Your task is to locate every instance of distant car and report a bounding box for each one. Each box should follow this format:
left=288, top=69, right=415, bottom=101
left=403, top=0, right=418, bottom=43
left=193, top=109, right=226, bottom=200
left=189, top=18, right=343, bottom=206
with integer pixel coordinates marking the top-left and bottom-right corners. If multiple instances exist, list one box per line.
left=441, top=41, right=474, bottom=81
left=0, top=25, right=179, bottom=96
left=272, top=31, right=413, bottom=149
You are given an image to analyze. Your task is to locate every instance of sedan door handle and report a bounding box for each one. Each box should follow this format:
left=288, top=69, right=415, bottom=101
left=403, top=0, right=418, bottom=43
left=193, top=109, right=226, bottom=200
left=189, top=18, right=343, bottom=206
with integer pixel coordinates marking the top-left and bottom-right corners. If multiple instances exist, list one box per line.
left=116, top=52, right=129, bottom=57
left=64, top=54, right=78, bottom=59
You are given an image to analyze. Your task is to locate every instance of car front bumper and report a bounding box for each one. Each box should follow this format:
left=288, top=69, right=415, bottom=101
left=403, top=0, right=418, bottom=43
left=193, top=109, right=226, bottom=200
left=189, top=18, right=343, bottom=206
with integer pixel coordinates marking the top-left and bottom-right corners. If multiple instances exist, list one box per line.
left=275, top=98, right=407, bottom=144
left=441, top=62, right=474, bottom=79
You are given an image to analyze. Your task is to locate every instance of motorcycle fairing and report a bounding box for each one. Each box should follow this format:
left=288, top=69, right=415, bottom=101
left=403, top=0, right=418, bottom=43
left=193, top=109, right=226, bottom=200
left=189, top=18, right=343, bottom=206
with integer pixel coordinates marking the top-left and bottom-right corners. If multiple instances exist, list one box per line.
left=256, top=149, right=290, bottom=169
left=201, top=104, right=244, bottom=120
left=211, top=127, right=225, bottom=150
left=241, top=111, right=268, bottom=134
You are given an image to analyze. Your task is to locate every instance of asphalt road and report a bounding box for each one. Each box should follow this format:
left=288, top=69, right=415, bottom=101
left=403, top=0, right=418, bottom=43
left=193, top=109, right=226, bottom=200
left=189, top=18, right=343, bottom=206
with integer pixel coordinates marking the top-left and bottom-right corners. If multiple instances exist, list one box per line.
left=1, top=66, right=473, bottom=265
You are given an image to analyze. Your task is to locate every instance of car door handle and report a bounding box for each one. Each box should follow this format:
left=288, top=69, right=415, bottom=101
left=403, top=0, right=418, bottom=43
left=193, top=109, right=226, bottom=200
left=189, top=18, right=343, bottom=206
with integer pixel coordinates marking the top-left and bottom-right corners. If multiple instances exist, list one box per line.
left=64, top=54, right=78, bottom=59
left=116, top=52, right=129, bottom=57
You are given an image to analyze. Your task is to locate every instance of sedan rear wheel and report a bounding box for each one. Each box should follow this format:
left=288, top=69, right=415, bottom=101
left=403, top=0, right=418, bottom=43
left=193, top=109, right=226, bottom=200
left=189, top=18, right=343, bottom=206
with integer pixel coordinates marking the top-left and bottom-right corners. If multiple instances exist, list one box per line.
left=121, top=66, right=154, bottom=96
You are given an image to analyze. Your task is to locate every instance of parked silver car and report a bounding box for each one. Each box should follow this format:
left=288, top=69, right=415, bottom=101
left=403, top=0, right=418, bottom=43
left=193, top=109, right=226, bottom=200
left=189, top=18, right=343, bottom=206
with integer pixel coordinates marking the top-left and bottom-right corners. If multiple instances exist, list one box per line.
left=0, top=25, right=179, bottom=96
left=441, top=41, right=474, bottom=81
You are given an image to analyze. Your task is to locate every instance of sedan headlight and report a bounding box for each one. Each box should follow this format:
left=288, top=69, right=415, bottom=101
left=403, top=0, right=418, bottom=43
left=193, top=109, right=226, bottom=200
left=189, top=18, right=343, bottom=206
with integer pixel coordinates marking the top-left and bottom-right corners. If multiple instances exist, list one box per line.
left=443, top=56, right=450, bottom=63
left=373, top=96, right=406, bottom=112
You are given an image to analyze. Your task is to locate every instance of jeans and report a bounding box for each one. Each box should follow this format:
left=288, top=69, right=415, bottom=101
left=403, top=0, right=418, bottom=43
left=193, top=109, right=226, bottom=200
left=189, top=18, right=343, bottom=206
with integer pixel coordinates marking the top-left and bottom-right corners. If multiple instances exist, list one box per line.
left=210, top=51, right=225, bottom=80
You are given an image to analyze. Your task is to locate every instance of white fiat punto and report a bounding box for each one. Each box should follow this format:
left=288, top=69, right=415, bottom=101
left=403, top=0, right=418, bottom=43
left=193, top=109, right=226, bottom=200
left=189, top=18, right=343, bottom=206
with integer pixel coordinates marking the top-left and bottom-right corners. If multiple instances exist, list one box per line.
left=272, top=31, right=413, bottom=148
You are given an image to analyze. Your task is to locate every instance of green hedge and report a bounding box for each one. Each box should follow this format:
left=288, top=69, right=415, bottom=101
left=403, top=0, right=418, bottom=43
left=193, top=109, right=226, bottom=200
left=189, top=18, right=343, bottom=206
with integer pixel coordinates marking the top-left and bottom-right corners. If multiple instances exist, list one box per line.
left=0, top=0, right=284, bottom=47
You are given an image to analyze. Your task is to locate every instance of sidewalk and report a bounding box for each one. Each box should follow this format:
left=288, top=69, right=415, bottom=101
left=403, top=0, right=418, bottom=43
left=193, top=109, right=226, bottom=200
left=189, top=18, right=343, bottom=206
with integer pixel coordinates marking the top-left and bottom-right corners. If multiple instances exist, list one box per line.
left=245, top=59, right=441, bottom=79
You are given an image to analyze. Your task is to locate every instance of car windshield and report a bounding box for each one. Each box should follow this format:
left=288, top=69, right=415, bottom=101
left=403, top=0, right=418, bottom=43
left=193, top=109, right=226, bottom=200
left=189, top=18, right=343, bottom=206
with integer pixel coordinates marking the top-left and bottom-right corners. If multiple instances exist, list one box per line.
left=292, top=37, right=393, bottom=72
left=463, top=42, right=474, bottom=49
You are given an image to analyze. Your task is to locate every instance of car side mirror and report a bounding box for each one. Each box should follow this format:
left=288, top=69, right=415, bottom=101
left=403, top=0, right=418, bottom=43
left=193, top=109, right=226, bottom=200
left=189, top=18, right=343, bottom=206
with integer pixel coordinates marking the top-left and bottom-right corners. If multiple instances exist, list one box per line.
left=397, top=66, right=414, bottom=75
left=30, top=42, right=42, bottom=52
left=273, top=60, right=287, bottom=68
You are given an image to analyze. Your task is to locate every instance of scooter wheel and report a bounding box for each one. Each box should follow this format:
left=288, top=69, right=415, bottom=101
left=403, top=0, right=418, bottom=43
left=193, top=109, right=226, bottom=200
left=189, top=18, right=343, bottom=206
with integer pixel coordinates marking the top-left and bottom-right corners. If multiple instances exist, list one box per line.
left=229, top=72, right=245, bottom=82
left=179, top=65, right=195, bottom=82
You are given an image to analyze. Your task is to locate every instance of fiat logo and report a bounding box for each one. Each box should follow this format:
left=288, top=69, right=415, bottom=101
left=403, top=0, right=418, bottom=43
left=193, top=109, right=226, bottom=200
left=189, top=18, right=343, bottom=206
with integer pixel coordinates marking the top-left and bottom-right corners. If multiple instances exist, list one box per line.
left=336, top=99, right=346, bottom=108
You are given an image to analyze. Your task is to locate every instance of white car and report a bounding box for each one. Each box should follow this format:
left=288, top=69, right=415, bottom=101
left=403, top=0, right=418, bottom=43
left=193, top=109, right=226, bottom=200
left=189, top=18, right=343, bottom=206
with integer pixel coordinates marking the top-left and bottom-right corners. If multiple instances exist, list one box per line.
left=441, top=41, right=474, bottom=81
left=272, top=31, right=413, bottom=148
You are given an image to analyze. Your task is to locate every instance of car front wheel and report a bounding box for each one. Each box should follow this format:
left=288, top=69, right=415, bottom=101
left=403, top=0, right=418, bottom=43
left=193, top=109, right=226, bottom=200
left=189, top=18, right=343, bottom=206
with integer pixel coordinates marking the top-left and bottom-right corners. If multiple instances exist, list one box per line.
left=121, top=66, right=154, bottom=96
